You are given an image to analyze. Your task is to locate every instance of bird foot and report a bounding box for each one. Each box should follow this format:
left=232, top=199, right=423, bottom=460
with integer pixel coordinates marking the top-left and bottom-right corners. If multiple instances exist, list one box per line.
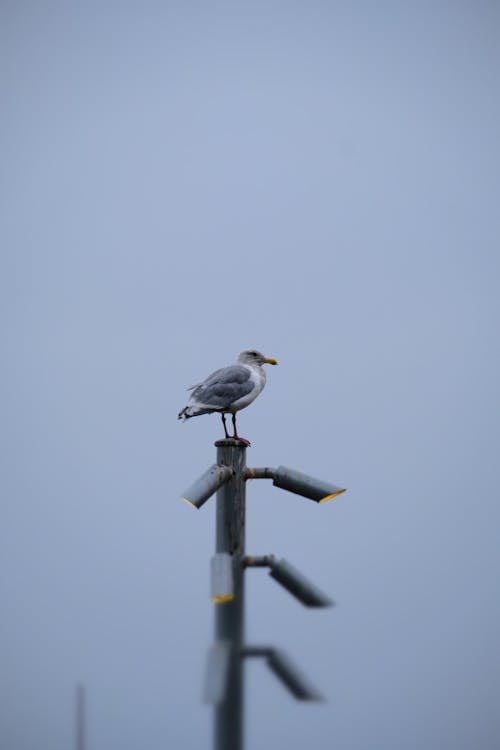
left=233, top=436, right=251, bottom=447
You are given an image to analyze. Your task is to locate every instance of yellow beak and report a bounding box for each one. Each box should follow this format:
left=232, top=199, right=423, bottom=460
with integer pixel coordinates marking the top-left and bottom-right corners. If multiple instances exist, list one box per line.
left=263, top=357, right=278, bottom=365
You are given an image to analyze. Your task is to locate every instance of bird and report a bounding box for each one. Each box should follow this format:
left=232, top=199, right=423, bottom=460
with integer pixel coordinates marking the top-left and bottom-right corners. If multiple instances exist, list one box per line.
left=178, top=349, right=278, bottom=445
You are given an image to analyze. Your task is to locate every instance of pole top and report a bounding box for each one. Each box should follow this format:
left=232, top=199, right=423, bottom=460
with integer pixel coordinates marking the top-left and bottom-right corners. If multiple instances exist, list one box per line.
left=214, top=439, right=248, bottom=448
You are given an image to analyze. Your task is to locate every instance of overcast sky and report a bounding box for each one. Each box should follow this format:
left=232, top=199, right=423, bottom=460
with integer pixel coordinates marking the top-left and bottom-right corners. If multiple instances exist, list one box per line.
left=2, top=2, right=499, bottom=749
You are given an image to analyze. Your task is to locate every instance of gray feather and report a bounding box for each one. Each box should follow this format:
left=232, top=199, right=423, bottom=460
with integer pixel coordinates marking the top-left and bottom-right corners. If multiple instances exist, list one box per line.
left=189, top=365, right=253, bottom=409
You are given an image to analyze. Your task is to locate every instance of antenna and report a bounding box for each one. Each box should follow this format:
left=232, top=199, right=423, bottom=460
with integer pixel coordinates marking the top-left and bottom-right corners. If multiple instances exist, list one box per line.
left=75, top=683, right=86, bottom=750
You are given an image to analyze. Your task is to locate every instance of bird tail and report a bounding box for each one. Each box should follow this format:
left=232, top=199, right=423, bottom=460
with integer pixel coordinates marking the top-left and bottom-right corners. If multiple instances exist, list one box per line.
left=178, top=405, right=214, bottom=420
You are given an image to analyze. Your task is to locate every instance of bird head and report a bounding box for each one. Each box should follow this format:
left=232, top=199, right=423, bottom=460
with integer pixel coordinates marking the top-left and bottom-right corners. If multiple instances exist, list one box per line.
left=237, top=350, right=278, bottom=367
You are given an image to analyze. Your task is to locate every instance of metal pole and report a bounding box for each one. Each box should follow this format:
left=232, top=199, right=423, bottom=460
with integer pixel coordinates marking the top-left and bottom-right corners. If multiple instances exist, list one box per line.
left=214, top=439, right=247, bottom=750
left=76, top=683, right=85, bottom=750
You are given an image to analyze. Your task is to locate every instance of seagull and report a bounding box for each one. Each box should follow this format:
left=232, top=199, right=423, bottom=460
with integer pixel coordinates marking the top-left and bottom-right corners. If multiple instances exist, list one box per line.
left=178, top=349, right=278, bottom=445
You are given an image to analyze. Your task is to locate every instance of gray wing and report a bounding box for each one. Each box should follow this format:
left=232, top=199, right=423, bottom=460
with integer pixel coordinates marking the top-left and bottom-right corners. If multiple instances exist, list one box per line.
left=189, top=365, right=253, bottom=408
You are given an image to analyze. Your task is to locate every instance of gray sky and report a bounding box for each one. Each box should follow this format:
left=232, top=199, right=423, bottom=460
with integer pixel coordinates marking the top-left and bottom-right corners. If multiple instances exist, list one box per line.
left=2, top=2, right=499, bottom=749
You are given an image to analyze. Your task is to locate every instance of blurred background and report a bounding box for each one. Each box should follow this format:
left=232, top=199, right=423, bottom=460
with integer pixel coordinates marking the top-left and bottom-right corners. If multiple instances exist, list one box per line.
left=1, top=2, right=499, bottom=748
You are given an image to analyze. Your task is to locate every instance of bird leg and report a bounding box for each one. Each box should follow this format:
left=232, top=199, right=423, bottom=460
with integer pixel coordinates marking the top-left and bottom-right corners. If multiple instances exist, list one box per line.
left=232, top=413, right=251, bottom=446
left=221, top=413, right=231, bottom=439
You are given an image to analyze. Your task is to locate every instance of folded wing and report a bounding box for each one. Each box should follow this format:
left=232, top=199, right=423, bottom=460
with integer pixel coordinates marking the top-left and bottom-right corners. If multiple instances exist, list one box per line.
left=190, top=366, right=254, bottom=409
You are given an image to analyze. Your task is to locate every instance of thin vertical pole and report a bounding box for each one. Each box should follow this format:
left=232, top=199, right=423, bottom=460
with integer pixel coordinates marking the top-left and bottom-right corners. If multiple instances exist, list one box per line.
left=76, top=683, right=85, bottom=750
left=214, top=439, right=247, bottom=750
